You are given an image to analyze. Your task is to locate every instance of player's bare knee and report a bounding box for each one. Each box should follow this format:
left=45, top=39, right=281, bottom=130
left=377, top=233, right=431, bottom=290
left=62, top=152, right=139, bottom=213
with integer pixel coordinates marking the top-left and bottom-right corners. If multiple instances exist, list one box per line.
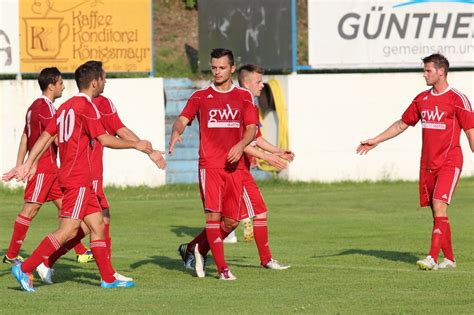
left=223, top=217, right=239, bottom=230
left=20, top=202, right=41, bottom=219
left=432, top=200, right=448, bottom=217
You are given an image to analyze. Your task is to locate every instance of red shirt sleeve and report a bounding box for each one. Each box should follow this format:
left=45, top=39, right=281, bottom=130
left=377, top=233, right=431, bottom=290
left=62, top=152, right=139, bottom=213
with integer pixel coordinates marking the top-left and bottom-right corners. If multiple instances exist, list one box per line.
left=45, top=115, right=57, bottom=136
left=95, top=97, right=125, bottom=135
left=242, top=100, right=259, bottom=127
left=83, top=104, right=106, bottom=139
left=180, top=95, right=200, bottom=125
left=401, top=100, right=420, bottom=126
left=455, top=95, right=474, bottom=131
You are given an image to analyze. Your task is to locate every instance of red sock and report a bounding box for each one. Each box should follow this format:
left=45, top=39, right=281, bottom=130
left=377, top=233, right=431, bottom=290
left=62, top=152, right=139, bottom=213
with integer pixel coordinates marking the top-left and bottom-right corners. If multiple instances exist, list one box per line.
left=46, top=228, right=86, bottom=268
left=21, top=234, right=61, bottom=273
left=104, top=223, right=112, bottom=260
left=205, top=220, right=227, bottom=273
left=428, top=216, right=448, bottom=262
left=73, top=243, right=88, bottom=255
left=253, top=218, right=272, bottom=265
left=441, top=219, right=454, bottom=261
left=90, top=240, right=115, bottom=283
left=197, top=221, right=233, bottom=256
left=6, top=215, right=32, bottom=258
left=187, top=229, right=207, bottom=252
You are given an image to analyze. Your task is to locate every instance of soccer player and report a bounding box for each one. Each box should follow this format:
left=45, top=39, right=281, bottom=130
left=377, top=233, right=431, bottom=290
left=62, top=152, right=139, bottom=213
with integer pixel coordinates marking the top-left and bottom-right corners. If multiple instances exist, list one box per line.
left=169, top=48, right=258, bottom=280
left=357, top=53, right=474, bottom=271
left=179, top=64, right=293, bottom=277
left=35, top=61, right=166, bottom=283
left=10, top=62, right=153, bottom=291
left=2, top=67, right=92, bottom=265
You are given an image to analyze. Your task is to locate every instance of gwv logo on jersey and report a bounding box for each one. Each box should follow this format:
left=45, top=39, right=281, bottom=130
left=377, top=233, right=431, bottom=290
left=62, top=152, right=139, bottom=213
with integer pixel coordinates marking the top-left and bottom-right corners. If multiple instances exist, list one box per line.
left=421, top=106, right=446, bottom=130
left=208, top=104, right=240, bottom=128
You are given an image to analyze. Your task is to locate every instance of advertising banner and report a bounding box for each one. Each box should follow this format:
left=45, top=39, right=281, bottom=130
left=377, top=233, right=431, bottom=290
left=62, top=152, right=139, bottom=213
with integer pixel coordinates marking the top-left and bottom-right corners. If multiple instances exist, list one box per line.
left=308, top=0, right=474, bottom=69
left=19, top=0, right=152, bottom=73
left=0, top=0, right=20, bottom=74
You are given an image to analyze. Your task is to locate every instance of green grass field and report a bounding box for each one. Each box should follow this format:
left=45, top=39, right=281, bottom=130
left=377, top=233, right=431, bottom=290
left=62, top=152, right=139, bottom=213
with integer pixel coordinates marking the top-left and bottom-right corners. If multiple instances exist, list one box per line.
left=1, top=179, right=473, bottom=313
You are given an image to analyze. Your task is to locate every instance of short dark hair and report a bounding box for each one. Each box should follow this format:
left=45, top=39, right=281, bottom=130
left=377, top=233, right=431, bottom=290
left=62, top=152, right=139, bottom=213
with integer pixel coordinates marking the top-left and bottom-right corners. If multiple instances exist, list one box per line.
left=83, top=60, right=104, bottom=75
left=37, top=67, right=61, bottom=92
left=210, top=48, right=234, bottom=66
left=74, top=63, right=102, bottom=90
left=237, top=64, right=264, bottom=85
left=423, top=53, right=449, bottom=76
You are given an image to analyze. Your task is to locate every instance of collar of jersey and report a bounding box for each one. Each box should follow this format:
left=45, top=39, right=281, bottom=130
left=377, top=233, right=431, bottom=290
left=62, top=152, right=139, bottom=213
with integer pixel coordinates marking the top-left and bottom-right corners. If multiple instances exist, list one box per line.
left=76, top=92, right=93, bottom=103
left=210, top=83, right=235, bottom=93
left=430, top=86, right=451, bottom=96
left=39, top=94, right=53, bottom=105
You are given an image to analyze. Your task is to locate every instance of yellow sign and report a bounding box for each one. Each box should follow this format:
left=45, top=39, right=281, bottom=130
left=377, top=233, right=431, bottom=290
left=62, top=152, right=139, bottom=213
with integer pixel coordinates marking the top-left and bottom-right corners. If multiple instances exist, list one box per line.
left=20, top=0, right=152, bottom=73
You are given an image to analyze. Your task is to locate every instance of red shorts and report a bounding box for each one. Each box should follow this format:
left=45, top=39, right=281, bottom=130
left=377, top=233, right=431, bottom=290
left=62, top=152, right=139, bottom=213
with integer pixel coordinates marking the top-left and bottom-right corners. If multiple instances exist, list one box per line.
left=60, top=186, right=101, bottom=220
left=239, top=169, right=267, bottom=220
left=198, top=168, right=244, bottom=221
left=24, top=173, right=62, bottom=204
left=419, top=165, right=461, bottom=207
left=92, top=179, right=110, bottom=210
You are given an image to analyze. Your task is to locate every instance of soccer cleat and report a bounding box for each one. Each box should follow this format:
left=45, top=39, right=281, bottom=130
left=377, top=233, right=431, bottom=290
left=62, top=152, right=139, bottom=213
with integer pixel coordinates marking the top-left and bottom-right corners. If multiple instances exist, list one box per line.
left=100, top=279, right=135, bottom=289
left=77, top=249, right=94, bottom=263
left=3, top=255, right=24, bottom=265
left=223, top=230, right=237, bottom=243
left=416, top=255, right=438, bottom=271
left=438, top=258, right=456, bottom=269
left=36, top=263, right=54, bottom=284
left=12, top=264, right=36, bottom=292
left=178, top=243, right=195, bottom=270
left=114, top=272, right=133, bottom=282
left=193, top=244, right=207, bottom=278
left=219, top=268, right=237, bottom=281
left=243, top=218, right=254, bottom=242
left=263, top=258, right=291, bottom=270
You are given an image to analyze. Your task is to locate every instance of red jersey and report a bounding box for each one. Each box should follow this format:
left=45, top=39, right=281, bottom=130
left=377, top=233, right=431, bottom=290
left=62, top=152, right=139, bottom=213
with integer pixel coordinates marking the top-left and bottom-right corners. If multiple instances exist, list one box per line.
left=24, top=96, right=58, bottom=174
left=90, top=95, right=125, bottom=180
left=401, top=87, right=474, bottom=170
left=180, top=84, right=259, bottom=170
left=45, top=93, right=106, bottom=188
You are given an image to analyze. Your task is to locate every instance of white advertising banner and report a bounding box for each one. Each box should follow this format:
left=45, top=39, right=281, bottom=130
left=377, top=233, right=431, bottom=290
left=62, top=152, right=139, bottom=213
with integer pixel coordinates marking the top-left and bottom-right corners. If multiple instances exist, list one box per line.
left=0, top=0, right=19, bottom=73
left=308, top=0, right=474, bottom=69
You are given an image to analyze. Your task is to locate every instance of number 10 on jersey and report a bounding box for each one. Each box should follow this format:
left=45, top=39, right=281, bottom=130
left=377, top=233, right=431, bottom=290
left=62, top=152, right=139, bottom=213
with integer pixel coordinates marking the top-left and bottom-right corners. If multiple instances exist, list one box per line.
left=57, top=109, right=75, bottom=143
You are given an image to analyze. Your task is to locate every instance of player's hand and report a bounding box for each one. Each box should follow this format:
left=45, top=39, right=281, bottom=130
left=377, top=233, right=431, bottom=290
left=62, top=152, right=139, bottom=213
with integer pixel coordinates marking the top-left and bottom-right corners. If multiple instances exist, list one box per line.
left=168, top=131, right=183, bottom=155
left=264, top=153, right=288, bottom=170
left=26, top=163, right=37, bottom=182
left=227, top=143, right=245, bottom=163
left=356, top=139, right=378, bottom=155
left=135, top=140, right=153, bottom=154
left=149, top=150, right=166, bottom=169
left=14, top=163, right=31, bottom=183
left=2, top=166, right=18, bottom=182
left=276, top=150, right=295, bottom=162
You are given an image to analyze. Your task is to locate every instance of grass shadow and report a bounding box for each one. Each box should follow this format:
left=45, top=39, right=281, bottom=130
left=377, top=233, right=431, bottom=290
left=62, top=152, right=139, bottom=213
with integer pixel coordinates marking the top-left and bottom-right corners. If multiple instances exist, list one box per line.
left=313, top=249, right=421, bottom=264
left=170, top=225, right=202, bottom=238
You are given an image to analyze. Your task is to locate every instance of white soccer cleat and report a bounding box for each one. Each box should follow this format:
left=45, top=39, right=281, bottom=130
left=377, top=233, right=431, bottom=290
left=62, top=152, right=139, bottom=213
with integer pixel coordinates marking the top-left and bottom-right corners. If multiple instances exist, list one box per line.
left=36, top=263, right=54, bottom=284
left=219, top=268, right=237, bottom=281
left=243, top=218, right=254, bottom=242
left=264, top=258, right=291, bottom=270
left=193, top=244, right=207, bottom=278
left=416, top=255, right=438, bottom=271
left=114, top=272, right=133, bottom=282
left=438, top=258, right=456, bottom=269
left=223, top=230, right=237, bottom=243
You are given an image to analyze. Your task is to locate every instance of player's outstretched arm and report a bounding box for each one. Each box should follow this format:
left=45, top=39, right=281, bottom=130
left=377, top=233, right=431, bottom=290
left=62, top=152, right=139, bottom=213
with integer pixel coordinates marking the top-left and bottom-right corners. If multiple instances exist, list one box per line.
left=228, top=124, right=257, bottom=163
left=357, top=119, right=409, bottom=155
left=97, top=133, right=153, bottom=154
left=255, top=137, right=295, bottom=162
left=14, top=131, right=53, bottom=182
left=244, top=145, right=288, bottom=170
left=169, top=116, right=189, bottom=155
left=116, top=127, right=166, bottom=169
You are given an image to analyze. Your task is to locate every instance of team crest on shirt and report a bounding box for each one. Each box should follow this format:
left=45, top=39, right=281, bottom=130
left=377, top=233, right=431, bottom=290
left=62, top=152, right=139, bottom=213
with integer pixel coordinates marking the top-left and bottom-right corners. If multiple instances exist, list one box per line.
left=208, top=104, right=240, bottom=128
left=421, top=105, right=446, bottom=130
